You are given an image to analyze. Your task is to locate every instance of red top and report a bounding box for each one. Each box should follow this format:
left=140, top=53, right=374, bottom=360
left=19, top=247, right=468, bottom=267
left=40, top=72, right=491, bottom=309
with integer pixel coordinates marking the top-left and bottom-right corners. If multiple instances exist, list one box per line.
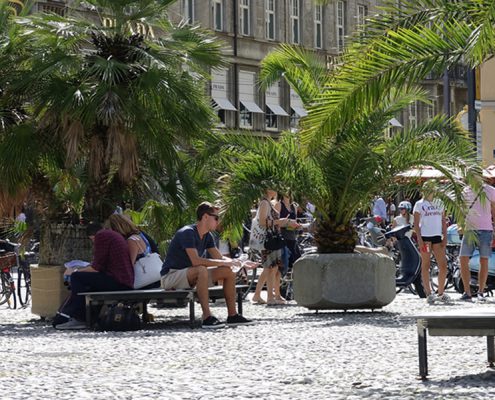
left=92, top=229, right=134, bottom=288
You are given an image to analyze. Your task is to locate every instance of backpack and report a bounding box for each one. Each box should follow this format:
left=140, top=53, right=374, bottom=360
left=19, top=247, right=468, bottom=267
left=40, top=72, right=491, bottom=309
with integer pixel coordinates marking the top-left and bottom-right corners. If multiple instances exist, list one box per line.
left=97, top=302, right=141, bottom=331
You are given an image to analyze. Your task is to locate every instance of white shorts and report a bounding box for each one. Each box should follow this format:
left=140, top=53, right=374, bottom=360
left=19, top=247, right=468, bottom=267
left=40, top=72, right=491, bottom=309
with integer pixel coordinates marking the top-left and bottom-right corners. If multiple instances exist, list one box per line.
left=160, top=268, right=214, bottom=290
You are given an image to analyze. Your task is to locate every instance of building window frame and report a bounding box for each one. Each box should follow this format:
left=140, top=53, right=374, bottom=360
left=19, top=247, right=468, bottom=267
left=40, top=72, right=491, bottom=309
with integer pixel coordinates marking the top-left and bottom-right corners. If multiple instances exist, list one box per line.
left=240, top=0, right=251, bottom=36
left=357, top=4, right=368, bottom=29
left=289, top=0, right=301, bottom=45
left=183, top=0, right=195, bottom=25
left=409, top=102, right=418, bottom=128
left=240, top=104, right=253, bottom=128
left=314, top=4, right=323, bottom=49
left=336, top=1, right=346, bottom=52
left=265, top=106, right=277, bottom=130
left=212, top=0, right=223, bottom=31
left=265, top=0, right=276, bottom=40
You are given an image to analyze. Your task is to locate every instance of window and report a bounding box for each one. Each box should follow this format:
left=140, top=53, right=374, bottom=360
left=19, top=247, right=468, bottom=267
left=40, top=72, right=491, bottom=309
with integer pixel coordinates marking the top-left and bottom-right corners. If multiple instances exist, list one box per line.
left=336, top=1, right=346, bottom=52
left=265, top=83, right=289, bottom=130
left=240, top=103, right=253, bottom=128
left=357, top=4, right=367, bottom=29
left=212, top=0, right=223, bottom=31
left=265, top=0, right=276, bottom=40
left=290, top=0, right=301, bottom=44
left=239, top=71, right=263, bottom=129
left=314, top=5, right=323, bottom=49
left=265, top=106, right=277, bottom=129
left=211, top=68, right=236, bottom=126
left=427, top=102, right=435, bottom=122
left=240, top=0, right=250, bottom=36
left=408, top=102, right=417, bottom=128
left=290, top=88, right=307, bottom=131
left=183, top=0, right=194, bottom=24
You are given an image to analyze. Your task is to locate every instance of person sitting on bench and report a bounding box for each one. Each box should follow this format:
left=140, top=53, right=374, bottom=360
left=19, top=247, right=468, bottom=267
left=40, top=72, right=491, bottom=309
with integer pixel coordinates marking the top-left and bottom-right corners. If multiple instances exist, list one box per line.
left=53, top=222, right=134, bottom=330
left=161, top=202, right=256, bottom=329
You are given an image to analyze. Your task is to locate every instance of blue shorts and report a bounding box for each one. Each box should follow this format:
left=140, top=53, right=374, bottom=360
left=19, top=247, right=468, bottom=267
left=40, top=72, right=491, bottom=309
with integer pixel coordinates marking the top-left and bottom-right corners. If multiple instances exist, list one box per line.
left=459, top=230, right=493, bottom=258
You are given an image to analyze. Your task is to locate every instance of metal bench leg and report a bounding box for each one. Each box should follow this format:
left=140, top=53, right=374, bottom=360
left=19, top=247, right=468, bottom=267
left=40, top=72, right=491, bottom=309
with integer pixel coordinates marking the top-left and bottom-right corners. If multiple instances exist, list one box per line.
left=85, top=297, right=92, bottom=328
left=237, top=289, right=243, bottom=315
left=417, top=320, right=428, bottom=379
left=189, top=297, right=195, bottom=328
left=488, top=336, right=495, bottom=367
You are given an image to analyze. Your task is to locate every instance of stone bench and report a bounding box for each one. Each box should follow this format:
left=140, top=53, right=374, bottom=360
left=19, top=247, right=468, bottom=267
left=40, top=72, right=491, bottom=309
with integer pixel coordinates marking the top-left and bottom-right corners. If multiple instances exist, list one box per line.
left=415, top=308, right=495, bottom=379
left=79, top=285, right=248, bottom=328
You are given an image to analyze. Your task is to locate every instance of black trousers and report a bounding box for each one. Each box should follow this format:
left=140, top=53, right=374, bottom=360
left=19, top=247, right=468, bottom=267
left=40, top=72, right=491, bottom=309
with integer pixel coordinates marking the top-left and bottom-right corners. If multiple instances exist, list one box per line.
left=60, top=272, right=129, bottom=321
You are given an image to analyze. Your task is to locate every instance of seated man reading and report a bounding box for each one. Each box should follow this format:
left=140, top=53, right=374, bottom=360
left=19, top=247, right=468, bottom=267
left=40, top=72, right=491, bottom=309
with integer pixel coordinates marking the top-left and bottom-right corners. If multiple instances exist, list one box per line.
left=161, top=202, right=255, bottom=329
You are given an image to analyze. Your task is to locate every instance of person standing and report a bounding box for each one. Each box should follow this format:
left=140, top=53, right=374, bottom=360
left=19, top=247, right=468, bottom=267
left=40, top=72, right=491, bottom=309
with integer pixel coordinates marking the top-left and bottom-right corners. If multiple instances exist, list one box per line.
left=160, top=202, right=255, bottom=328
left=372, top=196, right=387, bottom=225
left=458, top=183, right=495, bottom=301
left=250, top=189, right=299, bottom=305
left=413, top=184, right=450, bottom=304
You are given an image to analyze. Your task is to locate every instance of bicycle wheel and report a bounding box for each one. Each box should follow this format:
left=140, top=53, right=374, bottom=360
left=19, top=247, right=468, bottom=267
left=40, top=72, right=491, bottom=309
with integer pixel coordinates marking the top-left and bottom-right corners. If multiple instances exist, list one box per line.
left=17, top=265, right=31, bottom=307
left=429, top=259, right=439, bottom=291
left=0, top=272, right=12, bottom=306
left=2, top=272, right=16, bottom=309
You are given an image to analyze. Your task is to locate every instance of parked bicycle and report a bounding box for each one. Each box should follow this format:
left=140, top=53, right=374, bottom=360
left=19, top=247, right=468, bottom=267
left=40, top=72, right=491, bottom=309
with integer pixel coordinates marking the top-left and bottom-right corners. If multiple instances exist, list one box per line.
left=0, top=239, right=34, bottom=308
left=0, top=252, right=17, bottom=308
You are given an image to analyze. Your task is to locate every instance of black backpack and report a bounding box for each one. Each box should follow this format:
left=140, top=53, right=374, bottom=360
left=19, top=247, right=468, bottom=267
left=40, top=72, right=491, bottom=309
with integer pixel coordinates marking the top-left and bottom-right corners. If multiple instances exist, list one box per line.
left=97, top=302, right=141, bottom=331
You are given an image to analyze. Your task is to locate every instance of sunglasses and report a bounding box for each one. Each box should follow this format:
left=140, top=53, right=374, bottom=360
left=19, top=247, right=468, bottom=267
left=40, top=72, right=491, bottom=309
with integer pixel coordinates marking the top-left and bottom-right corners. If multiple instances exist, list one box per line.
left=207, top=213, right=219, bottom=221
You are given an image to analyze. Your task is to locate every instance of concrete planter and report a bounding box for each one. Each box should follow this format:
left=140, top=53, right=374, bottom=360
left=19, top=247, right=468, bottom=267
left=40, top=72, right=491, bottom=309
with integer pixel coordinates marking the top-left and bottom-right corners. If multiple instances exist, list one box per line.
left=293, top=252, right=396, bottom=310
left=31, top=224, right=94, bottom=318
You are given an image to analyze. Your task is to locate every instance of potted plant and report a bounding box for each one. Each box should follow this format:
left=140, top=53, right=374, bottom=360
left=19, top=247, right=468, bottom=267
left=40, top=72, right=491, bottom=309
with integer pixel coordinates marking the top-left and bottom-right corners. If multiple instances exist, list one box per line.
left=218, top=44, right=479, bottom=310
left=0, top=1, right=224, bottom=316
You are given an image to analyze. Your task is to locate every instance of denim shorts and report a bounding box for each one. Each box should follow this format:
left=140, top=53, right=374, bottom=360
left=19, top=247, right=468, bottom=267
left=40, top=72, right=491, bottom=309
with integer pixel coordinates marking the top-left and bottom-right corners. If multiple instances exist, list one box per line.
left=459, top=230, right=493, bottom=258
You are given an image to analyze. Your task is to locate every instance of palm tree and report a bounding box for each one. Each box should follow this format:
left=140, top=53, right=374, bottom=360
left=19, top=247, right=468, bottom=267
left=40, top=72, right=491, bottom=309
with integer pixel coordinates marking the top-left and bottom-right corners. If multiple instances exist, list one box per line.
left=0, top=0, right=225, bottom=220
left=219, top=44, right=479, bottom=253
left=304, top=0, right=494, bottom=147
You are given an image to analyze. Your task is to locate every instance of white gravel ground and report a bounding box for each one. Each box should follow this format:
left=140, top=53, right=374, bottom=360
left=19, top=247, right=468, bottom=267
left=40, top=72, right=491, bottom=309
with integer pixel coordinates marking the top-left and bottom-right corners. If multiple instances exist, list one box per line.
left=1, top=290, right=494, bottom=400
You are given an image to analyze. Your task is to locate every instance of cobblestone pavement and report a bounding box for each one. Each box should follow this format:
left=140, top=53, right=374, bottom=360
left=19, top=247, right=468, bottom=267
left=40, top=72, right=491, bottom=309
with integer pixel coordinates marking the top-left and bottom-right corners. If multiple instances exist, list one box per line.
left=1, top=290, right=495, bottom=400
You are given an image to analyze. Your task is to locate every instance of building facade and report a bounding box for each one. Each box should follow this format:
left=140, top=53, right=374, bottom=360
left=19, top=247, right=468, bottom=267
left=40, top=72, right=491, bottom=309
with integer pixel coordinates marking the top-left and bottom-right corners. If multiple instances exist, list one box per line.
left=12, top=1, right=468, bottom=139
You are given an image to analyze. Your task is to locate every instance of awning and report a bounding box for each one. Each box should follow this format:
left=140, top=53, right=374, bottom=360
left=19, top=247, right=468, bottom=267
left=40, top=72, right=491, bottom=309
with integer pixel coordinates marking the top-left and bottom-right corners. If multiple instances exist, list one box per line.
left=389, top=117, right=403, bottom=127
left=212, top=97, right=237, bottom=111
left=266, top=103, right=289, bottom=116
left=291, top=106, right=308, bottom=117
left=240, top=100, right=264, bottom=113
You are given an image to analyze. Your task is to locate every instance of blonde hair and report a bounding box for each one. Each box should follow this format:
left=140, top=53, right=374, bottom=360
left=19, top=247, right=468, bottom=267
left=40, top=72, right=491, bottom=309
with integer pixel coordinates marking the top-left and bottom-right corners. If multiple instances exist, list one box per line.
left=105, top=214, right=140, bottom=238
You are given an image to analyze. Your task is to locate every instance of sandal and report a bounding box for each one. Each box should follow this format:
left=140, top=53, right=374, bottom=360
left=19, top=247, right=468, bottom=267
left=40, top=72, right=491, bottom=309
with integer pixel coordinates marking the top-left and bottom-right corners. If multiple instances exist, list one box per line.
left=267, top=299, right=287, bottom=306
left=251, top=297, right=266, bottom=305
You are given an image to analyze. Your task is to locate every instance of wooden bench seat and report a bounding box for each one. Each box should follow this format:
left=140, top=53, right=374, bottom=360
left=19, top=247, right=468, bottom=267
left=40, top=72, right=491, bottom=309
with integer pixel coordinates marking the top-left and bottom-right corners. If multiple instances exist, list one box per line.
left=80, top=285, right=248, bottom=328
left=415, top=308, right=495, bottom=379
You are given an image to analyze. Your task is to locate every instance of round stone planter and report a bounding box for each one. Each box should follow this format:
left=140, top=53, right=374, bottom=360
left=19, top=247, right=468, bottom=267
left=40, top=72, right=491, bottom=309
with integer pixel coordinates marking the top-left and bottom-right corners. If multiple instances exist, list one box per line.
left=293, top=252, right=396, bottom=311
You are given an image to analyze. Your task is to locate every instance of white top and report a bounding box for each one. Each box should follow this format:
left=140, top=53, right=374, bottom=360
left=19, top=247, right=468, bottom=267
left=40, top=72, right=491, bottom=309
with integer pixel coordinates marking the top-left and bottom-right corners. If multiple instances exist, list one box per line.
left=394, top=215, right=414, bottom=227
left=413, top=198, right=444, bottom=237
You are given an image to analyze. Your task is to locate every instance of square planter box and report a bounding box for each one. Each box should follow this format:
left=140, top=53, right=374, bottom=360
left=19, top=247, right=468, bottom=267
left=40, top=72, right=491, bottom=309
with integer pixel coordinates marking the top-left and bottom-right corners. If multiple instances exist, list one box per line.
left=293, top=252, right=396, bottom=310
left=30, top=265, right=68, bottom=319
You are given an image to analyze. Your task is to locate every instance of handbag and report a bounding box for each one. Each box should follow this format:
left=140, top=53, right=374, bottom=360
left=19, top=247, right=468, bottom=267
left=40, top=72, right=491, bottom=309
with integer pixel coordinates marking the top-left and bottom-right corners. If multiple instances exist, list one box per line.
left=97, top=302, right=141, bottom=331
left=264, top=228, right=285, bottom=250
left=133, top=252, right=163, bottom=289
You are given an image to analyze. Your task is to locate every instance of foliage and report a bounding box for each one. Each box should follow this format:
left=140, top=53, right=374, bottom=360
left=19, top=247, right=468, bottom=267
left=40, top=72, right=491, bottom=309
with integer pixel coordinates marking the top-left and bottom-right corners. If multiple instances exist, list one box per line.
left=220, top=19, right=481, bottom=252
left=0, top=0, right=225, bottom=221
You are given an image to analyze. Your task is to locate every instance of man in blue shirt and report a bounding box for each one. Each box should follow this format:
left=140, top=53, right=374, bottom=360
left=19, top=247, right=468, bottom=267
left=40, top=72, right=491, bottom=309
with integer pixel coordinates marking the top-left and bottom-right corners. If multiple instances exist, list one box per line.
left=161, top=202, right=255, bottom=329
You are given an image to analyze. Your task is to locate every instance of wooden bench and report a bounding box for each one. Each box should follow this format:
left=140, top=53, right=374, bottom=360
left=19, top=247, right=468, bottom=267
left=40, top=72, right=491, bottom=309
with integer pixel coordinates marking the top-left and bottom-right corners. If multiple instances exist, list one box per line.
left=415, top=308, right=495, bottom=380
left=80, top=285, right=248, bottom=328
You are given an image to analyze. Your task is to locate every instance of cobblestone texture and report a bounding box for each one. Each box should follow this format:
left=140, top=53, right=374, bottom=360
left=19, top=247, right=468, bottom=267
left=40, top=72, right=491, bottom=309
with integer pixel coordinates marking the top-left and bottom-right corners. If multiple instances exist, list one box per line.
left=1, top=290, right=495, bottom=399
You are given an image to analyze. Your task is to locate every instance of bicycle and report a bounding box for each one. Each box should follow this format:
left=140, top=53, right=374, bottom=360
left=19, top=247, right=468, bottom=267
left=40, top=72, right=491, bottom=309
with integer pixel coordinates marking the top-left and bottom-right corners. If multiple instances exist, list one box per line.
left=0, top=252, right=17, bottom=309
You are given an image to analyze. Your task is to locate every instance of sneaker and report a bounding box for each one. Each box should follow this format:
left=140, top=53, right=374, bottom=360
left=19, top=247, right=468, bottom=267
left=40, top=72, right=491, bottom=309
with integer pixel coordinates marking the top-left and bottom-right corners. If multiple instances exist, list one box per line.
left=426, top=294, right=437, bottom=305
left=201, top=316, right=225, bottom=329
left=54, top=318, right=87, bottom=330
left=477, top=293, right=487, bottom=303
left=459, top=293, right=472, bottom=302
left=226, top=314, right=254, bottom=326
left=436, top=293, right=451, bottom=303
